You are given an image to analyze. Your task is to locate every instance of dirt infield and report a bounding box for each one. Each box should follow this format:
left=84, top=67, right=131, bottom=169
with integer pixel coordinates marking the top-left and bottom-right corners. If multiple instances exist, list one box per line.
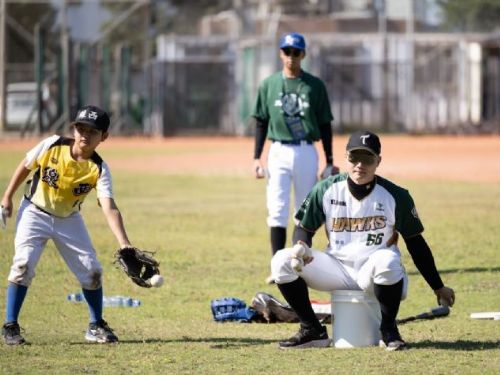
left=1, top=135, right=499, bottom=182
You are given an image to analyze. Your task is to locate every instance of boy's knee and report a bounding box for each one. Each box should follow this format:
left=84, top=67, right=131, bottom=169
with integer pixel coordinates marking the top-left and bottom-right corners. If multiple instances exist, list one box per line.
left=77, top=258, right=103, bottom=289
left=80, top=270, right=102, bottom=290
left=8, top=262, right=35, bottom=287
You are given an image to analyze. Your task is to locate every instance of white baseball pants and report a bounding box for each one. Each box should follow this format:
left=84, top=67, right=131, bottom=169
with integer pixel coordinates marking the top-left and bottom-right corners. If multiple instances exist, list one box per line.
left=8, top=198, right=103, bottom=289
left=271, top=247, right=408, bottom=299
left=266, top=141, right=318, bottom=228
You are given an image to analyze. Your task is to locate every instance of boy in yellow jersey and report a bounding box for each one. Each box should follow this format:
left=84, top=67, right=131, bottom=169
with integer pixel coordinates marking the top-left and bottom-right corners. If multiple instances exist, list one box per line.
left=1, top=105, right=132, bottom=345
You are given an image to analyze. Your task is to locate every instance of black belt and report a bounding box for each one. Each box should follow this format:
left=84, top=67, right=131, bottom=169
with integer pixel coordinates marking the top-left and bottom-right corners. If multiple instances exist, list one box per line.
left=24, top=196, right=53, bottom=216
left=273, top=140, right=313, bottom=145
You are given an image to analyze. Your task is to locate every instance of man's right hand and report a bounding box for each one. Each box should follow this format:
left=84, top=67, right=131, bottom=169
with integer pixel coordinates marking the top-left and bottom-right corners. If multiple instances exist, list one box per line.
left=253, top=159, right=265, bottom=179
left=435, top=286, right=455, bottom=307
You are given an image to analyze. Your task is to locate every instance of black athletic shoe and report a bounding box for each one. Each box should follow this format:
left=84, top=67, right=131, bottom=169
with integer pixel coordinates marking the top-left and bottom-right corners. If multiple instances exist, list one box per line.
left=2, top=322, right=26, bottom=345
left=380, top=326, right=407, bottom=351
left=279, top=325, right=331, bottom=349
left=85, top=319, right=118, bottom=343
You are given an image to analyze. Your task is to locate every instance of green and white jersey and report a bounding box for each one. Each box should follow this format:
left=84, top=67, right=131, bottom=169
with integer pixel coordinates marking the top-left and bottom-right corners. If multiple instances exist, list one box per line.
left=295, top=173, right=424, bottom=263
left=251, top=70, right=333, bottom=141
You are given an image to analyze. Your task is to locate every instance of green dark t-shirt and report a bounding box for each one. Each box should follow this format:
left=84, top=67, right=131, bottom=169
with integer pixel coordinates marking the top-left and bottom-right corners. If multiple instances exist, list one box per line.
left=251, top=71, right=333, bottom=141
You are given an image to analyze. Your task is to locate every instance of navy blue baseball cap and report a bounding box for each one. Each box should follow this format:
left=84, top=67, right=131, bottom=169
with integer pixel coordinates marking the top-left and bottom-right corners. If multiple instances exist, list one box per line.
left=346, top=130, right=381, bottom=156
left=279, top=32, right=306, bottom=50
left=72, top=105, right=110, bottom=132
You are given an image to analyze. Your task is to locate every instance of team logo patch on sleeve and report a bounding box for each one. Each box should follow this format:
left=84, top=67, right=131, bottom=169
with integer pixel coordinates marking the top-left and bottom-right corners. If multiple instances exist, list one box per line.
left=41, top=167, right=59, bottom=188
left=303, top=197, right=310, bottom=207
left=411, top=206, right=419, bottom=219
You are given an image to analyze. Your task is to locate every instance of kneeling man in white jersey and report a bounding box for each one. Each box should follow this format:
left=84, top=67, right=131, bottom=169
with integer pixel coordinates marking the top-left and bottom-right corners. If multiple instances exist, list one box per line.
left=271, top=130, right=455, bottom=350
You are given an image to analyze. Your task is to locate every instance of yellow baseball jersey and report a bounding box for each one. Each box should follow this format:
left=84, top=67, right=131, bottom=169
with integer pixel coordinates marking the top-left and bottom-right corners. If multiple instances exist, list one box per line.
left=23, top=135, right=113, bottom=217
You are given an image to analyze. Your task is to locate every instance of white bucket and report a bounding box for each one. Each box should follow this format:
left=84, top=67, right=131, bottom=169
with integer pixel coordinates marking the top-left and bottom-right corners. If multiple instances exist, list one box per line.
left=332, top=290, right=381, bottom=348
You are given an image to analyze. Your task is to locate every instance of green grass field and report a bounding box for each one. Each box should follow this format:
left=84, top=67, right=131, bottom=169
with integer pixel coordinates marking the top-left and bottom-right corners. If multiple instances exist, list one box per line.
left=0, top=145, right=499, bottom=374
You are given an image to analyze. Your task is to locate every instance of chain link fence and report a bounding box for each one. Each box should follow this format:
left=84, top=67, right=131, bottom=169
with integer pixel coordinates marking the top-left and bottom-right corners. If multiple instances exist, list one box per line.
left=6, top=31, right=499, bottom=136
left=147, top=32, right=499, bottom=136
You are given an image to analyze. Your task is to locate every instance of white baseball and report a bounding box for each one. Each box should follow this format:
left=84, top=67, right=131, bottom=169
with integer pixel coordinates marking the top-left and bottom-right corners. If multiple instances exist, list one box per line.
left=256, top=167, right=266, bottom=178
left=150, top=274, right=164, bottom=288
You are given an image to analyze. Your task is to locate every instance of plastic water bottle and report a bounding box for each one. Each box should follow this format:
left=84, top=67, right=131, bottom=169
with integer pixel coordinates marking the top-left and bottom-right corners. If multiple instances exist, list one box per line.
left=67, top=292, right=85, bottom=302
left=67, top=293, right=141, bottom=307
left=103, top=295, right=141, bottom=307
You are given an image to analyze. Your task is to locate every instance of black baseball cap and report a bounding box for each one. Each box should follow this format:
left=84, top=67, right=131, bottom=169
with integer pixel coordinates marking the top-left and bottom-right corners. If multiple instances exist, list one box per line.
left=346, top=130, right=381, bottom=156
left=72, top=105, right=110, bottom=132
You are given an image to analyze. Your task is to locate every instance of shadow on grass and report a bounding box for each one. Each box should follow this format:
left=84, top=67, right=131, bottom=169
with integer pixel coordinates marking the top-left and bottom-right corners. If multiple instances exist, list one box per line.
left=408, top=266, right=500, bottom=276
left=45, top=338, right=500, bottom=350
left=69, top=336, right=276, bottom=348
left=411, top=340, right=500, bottom=350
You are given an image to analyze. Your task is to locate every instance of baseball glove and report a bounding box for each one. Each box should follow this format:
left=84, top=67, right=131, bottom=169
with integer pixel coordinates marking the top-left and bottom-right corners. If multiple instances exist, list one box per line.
left=251, top=292, right=299, bottom=323
left=210, top=297, right=261, bottom=322
left=250, top=292, right=332, bottom=324
left=114, top=247, right=160, bottom=288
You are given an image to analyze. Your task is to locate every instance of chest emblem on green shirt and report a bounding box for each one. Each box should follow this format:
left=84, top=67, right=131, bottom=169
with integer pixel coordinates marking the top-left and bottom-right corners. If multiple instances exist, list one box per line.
left=282, top=93, right=303, bottom=116
left=277, top=92, right=310, bottom=117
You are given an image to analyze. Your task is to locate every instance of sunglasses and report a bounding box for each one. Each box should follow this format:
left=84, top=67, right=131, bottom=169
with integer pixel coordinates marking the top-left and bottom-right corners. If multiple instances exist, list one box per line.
left=347, top=152, right=377, bottom=165
left=282, top=48, right=302, bottom=57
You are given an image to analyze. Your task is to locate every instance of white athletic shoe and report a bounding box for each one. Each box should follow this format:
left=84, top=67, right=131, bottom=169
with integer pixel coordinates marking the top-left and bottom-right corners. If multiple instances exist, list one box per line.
left=85, top=319, right=118, bottom=343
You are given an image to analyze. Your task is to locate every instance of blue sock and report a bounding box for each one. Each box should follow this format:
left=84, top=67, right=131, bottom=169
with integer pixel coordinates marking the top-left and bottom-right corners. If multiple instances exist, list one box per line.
left=82, top=287, right=103, bottom=324
left=5, top=282, right=28, bottom=324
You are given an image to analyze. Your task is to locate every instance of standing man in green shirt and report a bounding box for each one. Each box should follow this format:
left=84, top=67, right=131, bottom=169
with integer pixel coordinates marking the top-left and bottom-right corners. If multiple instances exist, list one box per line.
left=250, top=32, right=338, bottom=282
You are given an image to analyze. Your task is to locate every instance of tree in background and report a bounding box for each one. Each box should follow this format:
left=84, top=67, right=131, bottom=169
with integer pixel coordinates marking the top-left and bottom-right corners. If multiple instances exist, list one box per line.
left=437, top=0, right=500, bottom=32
